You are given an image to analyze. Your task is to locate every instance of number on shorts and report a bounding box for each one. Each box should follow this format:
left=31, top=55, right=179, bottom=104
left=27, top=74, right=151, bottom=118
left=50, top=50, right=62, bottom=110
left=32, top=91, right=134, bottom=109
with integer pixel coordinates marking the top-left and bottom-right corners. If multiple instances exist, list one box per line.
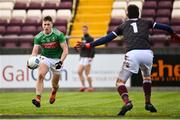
left=130, top=22, right=138, bottom=33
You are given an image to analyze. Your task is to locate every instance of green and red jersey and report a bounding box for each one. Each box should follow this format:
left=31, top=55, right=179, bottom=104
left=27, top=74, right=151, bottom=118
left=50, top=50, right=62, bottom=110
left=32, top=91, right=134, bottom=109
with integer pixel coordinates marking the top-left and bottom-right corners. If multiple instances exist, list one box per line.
left=34, top=28, right=66, bottom=58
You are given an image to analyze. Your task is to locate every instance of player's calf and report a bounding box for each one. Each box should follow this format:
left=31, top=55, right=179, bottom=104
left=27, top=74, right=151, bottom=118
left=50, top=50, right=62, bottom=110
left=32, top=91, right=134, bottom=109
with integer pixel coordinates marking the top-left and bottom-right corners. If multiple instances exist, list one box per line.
left=49, top=87, right=58, bottom=104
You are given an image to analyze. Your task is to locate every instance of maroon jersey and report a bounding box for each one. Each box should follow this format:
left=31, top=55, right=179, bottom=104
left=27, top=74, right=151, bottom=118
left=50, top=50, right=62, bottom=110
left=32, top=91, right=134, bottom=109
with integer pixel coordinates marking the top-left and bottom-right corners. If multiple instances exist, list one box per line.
left=114, top=18, right=153, bottom=52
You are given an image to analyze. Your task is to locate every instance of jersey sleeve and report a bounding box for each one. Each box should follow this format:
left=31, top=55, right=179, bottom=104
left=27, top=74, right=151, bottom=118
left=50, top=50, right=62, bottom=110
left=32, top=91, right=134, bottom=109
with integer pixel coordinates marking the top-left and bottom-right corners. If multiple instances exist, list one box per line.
left=113, top=24, right=123, bottom=36
left=58, top=33, right=66, bottom=43
left=147, top=20, right=154, bottom=29
left=34, top=36, right=41, bottom=45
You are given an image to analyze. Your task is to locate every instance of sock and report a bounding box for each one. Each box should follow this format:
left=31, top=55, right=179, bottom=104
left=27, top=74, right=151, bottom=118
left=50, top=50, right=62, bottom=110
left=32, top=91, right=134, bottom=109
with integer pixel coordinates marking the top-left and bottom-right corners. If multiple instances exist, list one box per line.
left=52, top=90, right=56, bottom=95
left=143, top=80, right=152, bottom=104
left=36, top=95, right=41, bottom=101
left=117, top=85, right=130, bottom=104
left=52, top=86, right=58, bottom=95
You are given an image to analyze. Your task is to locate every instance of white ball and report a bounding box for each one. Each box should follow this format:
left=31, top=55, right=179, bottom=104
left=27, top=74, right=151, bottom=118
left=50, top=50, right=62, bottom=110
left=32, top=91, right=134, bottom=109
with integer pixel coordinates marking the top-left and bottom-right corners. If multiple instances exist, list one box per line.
left=27, top=56, right=40, bottom=69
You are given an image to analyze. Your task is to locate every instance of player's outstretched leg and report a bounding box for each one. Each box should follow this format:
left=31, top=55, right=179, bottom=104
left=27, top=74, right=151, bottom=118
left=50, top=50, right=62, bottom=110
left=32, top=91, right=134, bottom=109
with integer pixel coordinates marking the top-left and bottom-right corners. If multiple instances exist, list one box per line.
left=143, top=79, right=157, bottom=112
left=50, top=73, right=60, bottom=104
left=32, top=95, right=41, bottom=108
left=49, top=86, right=59, bottom=104
left=116, top=79, right=133, bottom=116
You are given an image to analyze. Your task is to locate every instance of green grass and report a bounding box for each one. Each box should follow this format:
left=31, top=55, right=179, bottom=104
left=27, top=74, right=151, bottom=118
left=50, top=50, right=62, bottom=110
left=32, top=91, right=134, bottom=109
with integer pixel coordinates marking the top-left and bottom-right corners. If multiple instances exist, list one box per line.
left=0, top=91, right=180, bottom=119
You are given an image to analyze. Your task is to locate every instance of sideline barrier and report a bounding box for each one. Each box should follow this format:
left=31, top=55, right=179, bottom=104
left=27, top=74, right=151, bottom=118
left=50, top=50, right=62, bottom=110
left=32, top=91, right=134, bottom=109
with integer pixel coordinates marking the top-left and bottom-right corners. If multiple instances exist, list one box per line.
left=0, top=54, right=130, bottom=88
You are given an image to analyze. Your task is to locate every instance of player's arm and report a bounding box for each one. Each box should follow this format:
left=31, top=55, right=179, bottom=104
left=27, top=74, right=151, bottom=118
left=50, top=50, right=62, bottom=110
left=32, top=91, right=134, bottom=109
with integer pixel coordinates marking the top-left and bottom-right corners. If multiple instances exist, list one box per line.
left=75, top=25, right=122, bottom=49
left=76, top=32, right=117, bottom=48
left=31, top=36, right=41, bottom=56
left=60, top=42, right=68, bottom=62
left=55, top=41, right=68, bottom=69
left=153, top=22, right=174, bottom=33
left=58, top=33, right=68, bottom=62
left=153, top=22, right=180, bottom=42
left=31, top=45, right=40, bottom=56
left=55, top=32, right=68, bottom=69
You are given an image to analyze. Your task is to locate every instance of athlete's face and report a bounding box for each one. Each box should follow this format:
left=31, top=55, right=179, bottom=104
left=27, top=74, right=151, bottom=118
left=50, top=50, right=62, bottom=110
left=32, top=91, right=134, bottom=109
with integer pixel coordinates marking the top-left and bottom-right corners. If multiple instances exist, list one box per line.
left=82, top=26, right=88, bottom=35
left=42, top=20, right=53, bottom=34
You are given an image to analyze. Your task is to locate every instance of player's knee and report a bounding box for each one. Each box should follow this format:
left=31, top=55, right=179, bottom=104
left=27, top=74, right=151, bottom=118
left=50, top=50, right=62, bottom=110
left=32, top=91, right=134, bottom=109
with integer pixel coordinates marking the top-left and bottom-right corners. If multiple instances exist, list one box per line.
left=52, top=73, right=60, bottom=79
left=53, top=71, right=60, bottom=75
left=118, top=69, right=132, bottom=84
left=86, top=75, right=91, bottom=80
left=85, top=71, right=89, bottom=77
left=78, top=69, right=83, bottom=75
left=116, top=78, right=125, bottom=87
left=143, top=76, right=151, bottom=80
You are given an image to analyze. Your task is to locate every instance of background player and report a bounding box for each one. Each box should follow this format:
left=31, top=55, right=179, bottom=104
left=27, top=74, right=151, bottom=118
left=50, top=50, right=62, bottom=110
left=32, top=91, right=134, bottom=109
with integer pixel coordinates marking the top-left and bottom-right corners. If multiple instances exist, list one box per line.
left=77, top=25, right=95, bottom=92
left=28, top=16, right=68, bottom=108
left=74, top=4, right=180, bottom=116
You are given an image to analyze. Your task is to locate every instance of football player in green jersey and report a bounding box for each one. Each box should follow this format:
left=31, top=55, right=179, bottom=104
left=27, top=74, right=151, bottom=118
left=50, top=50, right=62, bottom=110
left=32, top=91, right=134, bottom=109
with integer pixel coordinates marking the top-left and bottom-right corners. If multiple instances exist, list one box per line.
left=30, top=16, right=68, bottom=108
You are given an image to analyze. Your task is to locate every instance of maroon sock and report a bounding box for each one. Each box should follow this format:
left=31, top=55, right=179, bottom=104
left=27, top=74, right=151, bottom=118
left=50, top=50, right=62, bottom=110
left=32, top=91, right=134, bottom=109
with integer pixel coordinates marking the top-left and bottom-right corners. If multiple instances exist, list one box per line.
left=143, top=80, right=151, bottom=104
left=36, top=95, right=41, bottom=101
left=52, top=88, right=57, bottom=95
left=117, top=85, right=130, bottom=104
left=52, top=90, right=56, bottom=95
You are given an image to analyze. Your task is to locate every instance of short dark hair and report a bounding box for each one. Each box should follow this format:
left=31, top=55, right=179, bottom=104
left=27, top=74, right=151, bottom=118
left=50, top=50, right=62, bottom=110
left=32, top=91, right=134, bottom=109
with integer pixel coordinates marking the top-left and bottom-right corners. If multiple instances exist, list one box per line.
left=82, top=25, right=88, bottom=29
left=127, top=5, right=139, bottom=19
left=43, top=16, right=53, bottom=22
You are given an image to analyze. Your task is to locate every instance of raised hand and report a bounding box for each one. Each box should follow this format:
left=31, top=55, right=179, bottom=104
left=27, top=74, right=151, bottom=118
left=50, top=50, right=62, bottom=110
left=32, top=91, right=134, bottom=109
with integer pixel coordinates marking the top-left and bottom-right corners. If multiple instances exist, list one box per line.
left=74, top=41, right=83, bottom=52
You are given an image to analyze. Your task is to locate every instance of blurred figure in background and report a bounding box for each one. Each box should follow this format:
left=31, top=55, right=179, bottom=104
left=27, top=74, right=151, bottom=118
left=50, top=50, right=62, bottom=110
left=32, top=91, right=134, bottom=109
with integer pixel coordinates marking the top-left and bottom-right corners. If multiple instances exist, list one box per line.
left=77, top=25, right=95, bottom=92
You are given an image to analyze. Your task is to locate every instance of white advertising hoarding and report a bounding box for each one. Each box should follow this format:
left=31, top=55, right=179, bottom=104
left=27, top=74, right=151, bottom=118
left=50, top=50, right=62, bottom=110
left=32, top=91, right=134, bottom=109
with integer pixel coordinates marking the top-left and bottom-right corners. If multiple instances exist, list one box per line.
left=0, top=54, right=130, bottom=88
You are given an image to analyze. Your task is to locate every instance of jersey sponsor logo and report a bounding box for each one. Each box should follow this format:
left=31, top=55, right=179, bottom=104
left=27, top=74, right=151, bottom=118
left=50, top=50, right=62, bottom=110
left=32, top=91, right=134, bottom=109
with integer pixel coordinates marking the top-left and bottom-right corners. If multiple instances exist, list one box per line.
left=42, top=42, right=59, bottom=48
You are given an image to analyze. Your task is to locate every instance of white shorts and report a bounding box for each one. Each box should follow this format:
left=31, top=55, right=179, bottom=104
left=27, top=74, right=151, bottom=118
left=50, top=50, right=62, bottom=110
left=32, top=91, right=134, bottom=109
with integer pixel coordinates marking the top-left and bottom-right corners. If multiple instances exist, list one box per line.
left=122, top=50, right=154, bottom=76
left=40, top=56, right=63, bottom=74
left=79, top=57, right=93, bottom=66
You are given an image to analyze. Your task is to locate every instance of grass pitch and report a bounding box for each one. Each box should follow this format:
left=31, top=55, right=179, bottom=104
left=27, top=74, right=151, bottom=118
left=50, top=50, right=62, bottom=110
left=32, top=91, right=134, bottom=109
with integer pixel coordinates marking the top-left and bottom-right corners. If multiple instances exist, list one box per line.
left=0, top=91, right=180, bottom=119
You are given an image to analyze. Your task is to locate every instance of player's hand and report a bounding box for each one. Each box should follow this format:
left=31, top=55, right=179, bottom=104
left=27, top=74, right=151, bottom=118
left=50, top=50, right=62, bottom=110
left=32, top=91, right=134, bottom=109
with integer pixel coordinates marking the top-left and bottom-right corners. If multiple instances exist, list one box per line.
left=55, top=61, right=63, bottom=69
left=27, top=61, right=32, bottom=69
left=76, top=41, right=84, bottom=48
left=74, top=41, right=90, bottom=52
left=171, top=33, right=180, bottom=42
left=74, top=41, right=81, bottom=52
left=74, top=41, right=84, bottom=52
left=74, top=46, right=80, bottom=52
left=27, top=64, right=31, bottom=69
